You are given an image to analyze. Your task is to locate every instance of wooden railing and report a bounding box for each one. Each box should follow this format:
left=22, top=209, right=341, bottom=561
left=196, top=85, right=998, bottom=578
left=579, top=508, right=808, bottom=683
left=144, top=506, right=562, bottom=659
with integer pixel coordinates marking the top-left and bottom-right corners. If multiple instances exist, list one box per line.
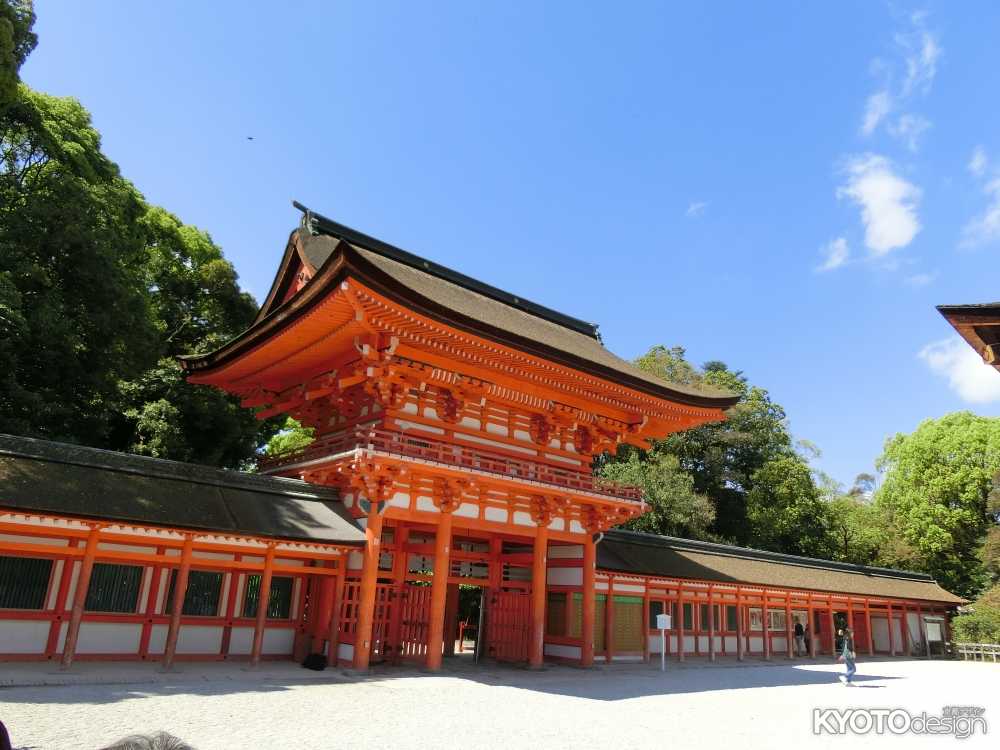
left=259, top=426, right=644, bottom=502
left=955, top=642, right=1000, bottom=662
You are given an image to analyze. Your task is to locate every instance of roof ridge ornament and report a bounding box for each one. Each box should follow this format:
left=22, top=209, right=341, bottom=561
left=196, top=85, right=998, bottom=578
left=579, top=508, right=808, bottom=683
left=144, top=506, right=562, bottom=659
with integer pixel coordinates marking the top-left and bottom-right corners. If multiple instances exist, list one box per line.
left=292, top=200, right=319, bottom=236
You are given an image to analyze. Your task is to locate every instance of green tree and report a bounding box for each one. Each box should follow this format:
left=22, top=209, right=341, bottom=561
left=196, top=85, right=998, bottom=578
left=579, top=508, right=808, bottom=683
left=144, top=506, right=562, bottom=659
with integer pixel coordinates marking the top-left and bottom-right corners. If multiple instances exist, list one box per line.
left=635, top=346, right=807, bottom=546
left=951, top=584, right=1000, bottom=643
left=746, top=456, right=833, bottom=557
left=601, top=449, right=715, bottom=538
left=0, top=0, right=35, bottom=108
left=874, top=412, right=1000, bottom=599
left=1, top=15, right=274, bottom=466
left=264, top=417, right=316, bottom=459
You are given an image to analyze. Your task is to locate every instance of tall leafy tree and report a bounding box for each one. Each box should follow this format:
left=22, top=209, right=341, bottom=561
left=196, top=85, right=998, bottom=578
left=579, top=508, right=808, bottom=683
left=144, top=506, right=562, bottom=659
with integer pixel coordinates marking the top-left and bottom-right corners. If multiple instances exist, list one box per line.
left=635, top=346, right=809, bottom=546
left=746, top=456, right=833, bottom=557
left=602, top=449, right=715, bottom=539
left=0, top=0, right=35, bottom=108
left=874, top=412, right=1000, bottom=598
left=1, top=5, right=274, bottom=466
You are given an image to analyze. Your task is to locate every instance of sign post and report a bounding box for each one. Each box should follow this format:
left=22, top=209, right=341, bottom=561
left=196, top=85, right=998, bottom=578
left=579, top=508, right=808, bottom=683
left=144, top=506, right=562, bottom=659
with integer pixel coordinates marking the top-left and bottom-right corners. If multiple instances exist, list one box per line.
left=656, top=613, right=671, bottom=671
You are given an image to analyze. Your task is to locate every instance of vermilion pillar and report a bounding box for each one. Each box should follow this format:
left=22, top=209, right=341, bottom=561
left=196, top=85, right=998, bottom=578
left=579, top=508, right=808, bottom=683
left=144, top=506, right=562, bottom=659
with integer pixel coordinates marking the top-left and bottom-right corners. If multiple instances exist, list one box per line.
left=887, top=602, right=896, bottom=655
left=60, top=524, right=101, bottom=670
left=580, top=534, right=596, bottom=667
left=163, top=534, right=194, bottom=671
left=785, top=593, right=793, bottom=659
left=425, top=510, right=454, bottom=671
left=529, top=523, right=548, bottom=668
left=353, top=500, right=384, bottom=670
left=311, top=565, right=335, bottom=654
left=762, top=592, right=770, bottom=660
left=250, top=545, right=276, bottom=667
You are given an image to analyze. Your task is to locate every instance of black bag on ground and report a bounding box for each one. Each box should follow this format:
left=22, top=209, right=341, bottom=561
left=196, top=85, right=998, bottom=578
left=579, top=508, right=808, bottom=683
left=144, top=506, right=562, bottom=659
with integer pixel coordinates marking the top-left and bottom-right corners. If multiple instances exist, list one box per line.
left=302, top=653, right=328, bottom=671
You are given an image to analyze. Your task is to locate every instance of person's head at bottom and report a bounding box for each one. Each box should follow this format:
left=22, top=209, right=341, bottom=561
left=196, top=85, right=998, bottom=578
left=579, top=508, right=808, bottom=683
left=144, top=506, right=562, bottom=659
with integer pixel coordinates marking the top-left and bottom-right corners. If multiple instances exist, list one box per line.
left=100, top=732, right=193, bottom=750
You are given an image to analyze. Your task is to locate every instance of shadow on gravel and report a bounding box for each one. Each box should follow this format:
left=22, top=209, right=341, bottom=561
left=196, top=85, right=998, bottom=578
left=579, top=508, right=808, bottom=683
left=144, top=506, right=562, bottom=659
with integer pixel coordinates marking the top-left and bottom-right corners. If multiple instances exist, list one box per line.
left=0, top=657, right=904, bottom=706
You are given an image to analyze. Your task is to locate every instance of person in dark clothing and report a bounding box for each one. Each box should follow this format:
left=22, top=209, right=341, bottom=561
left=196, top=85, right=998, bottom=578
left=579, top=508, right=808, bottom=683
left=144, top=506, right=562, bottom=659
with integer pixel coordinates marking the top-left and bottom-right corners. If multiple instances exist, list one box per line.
left=794, top=618, right=806, bottom=656
left=0, top=720, right=12, bottom=750
left=837, top=627, right=857, bottom=685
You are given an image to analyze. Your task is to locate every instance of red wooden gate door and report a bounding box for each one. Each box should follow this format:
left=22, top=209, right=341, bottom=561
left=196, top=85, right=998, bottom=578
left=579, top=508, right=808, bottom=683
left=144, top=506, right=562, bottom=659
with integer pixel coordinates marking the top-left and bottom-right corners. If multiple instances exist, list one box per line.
left=396, top=583, right=432, bottom=662
left=369, top=583, right=394, bottom=663
left=487, top=590, right=531, bottom=663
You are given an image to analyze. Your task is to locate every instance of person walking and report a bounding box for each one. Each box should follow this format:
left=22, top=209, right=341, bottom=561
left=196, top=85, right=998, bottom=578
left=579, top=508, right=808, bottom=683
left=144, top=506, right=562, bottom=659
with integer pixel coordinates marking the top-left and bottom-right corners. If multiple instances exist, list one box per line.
left=837, top=627, right=856, bottom=686
left=794, top=618, right=806, bottom=656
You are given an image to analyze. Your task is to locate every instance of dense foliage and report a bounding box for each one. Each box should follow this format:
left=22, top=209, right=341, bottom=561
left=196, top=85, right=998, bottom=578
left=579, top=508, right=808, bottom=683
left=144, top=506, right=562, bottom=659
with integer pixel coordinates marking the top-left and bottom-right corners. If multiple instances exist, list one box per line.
left=610, top=346, right=833, bottom=553
left=0, top=3, right=273, bottom=466
left=951, top=584, right=1000, bottom=643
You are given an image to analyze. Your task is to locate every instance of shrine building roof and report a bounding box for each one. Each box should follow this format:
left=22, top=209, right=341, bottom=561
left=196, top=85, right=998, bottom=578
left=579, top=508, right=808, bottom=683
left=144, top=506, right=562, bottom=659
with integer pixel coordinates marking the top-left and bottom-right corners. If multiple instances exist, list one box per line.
left=0, top=434, right=365, bottom=546
left=180, top=204, right=740, bottom=412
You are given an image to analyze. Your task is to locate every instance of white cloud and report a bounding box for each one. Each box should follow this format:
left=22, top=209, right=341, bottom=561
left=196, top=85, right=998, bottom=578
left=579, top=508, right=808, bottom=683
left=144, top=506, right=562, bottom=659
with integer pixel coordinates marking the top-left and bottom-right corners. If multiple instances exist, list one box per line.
left=888, top=114, right=931, bottom=152
left=816, top=237, right=850, bottom=272
left=904, top=271, right=935, bottom=287
left=686, top=201, right=708, bottom=218
left=968, top=146, right=988, bottom=177
left=837, top=154, right=921, bottom=256
left=961, top=178, right=1000, bottom=248
left=861, top=91, right=892, bottom=136
left=919, top=337, right=1000, bottom=403
left=900, top=28, right=941, bottom=96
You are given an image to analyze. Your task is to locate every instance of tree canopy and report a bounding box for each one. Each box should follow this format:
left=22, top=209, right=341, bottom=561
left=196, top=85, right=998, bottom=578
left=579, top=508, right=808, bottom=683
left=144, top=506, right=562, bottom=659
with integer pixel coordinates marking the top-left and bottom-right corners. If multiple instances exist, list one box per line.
left=874, top=412, right=1000, bottom=599
left=0, top=4, right=273, bottom=466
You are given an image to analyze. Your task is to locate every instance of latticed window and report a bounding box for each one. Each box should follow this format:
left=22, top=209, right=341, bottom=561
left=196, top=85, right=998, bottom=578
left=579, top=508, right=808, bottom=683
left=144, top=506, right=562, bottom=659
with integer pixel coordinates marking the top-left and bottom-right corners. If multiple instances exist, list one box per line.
left=243, top=575, right=294, bottom=619
left=611, top=595, right=644, bottom=652
left=545, top=591, right=567, bottom=636
left=0, top=556, right=53, bottom=610
left=570, top=592, right=606, bottom=651
left=165, top=570, right=223, bottom=616
left=726, top=605, right=738, bottom=631
left=84, top=563, right=143, bottom=613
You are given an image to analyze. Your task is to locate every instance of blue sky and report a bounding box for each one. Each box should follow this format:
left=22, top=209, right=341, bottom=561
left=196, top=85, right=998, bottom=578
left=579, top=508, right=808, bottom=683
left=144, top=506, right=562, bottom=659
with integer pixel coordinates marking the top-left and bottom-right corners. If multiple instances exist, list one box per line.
left=22, top=2, right=1000, bottom=487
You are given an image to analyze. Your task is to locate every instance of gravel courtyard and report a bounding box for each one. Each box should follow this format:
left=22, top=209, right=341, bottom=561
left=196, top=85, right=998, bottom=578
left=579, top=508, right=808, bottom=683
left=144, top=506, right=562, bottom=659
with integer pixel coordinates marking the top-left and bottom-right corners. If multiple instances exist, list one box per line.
left=1, top=658, right=996, bottom=749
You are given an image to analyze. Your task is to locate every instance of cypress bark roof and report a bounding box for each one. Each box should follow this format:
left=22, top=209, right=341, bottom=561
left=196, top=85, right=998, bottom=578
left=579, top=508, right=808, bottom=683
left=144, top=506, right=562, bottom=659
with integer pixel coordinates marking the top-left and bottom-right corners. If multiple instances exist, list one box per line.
left=599, top=529, right=964, bottom=604
left=0, top=434, right=364, bottom=546
left=181, top=206, right=739, bottom=411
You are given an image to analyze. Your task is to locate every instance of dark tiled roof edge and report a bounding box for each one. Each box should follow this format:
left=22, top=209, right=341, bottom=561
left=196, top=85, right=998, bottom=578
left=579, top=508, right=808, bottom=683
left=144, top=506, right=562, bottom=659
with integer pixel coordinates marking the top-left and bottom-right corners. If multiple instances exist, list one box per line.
left=0, top=433, right=338, bottom=502
left=603, top=528, right=937, bottom=583
left=294, top=201, right=601, bottom=339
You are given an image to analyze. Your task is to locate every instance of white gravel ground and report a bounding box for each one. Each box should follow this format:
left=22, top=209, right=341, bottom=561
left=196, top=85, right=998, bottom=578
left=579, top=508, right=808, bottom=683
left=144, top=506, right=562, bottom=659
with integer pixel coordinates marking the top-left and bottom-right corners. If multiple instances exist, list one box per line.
left=1, top=658, right=997, bottom=750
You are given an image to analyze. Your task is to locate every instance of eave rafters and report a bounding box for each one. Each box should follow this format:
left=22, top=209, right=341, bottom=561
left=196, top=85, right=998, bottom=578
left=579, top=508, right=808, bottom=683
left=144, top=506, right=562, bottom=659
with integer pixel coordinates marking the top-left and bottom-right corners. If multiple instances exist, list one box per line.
left=194, top=276, right=728, bottom=442
left=298, top=455, right=641, bottom=533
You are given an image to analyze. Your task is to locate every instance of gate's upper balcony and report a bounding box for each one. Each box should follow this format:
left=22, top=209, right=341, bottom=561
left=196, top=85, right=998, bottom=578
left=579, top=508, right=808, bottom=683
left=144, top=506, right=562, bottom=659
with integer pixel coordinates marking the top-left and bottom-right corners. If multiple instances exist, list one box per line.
left=259, top=426, right=644, bottom=504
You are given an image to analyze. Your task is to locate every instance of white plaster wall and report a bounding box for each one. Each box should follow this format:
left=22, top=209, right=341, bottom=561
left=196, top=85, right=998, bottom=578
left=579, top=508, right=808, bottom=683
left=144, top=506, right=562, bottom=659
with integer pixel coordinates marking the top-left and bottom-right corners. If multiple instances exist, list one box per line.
left=0, top=619, right=50, bottom=653
left=543, top=643, right=581, bottom=659
left=749, top=636, right=763, bottom=652
left=906, top=612, right=924, bottom=650
left=348, top=551, right=364, bottom=570
left=547, top=567, right=582, bottom=586
left=772, top=636, right=787, bottom=652
left=697, top=636, right=709, bottom=652
left=454, top=503, right=478, bottom=518
left=512, top=511, right=533, bottom=527
left=612, top=583, right=645, bottom=594
left=229, top=626, right=294, bottom=656
left=549, top=545, right=583, bottom=559
left=76, top=622, right=142, bottom=654
left=175, top=625, right=224, bottom=654
left=484, top=507, right=508, bottom=523
left=611, top=654, right=643, bottom=662
left=337, top=643, right=354, bottom=661
left=682, top=635, right=695, bottom=651
left=871, top=616, right=890, bottom=652
left=147, top=624, right=169, bottom=654
left=724, top=636, right=737, bottom=652
left=892, top=616, right=904, bottom=650
left=0, top=533, right=69, bottom=546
